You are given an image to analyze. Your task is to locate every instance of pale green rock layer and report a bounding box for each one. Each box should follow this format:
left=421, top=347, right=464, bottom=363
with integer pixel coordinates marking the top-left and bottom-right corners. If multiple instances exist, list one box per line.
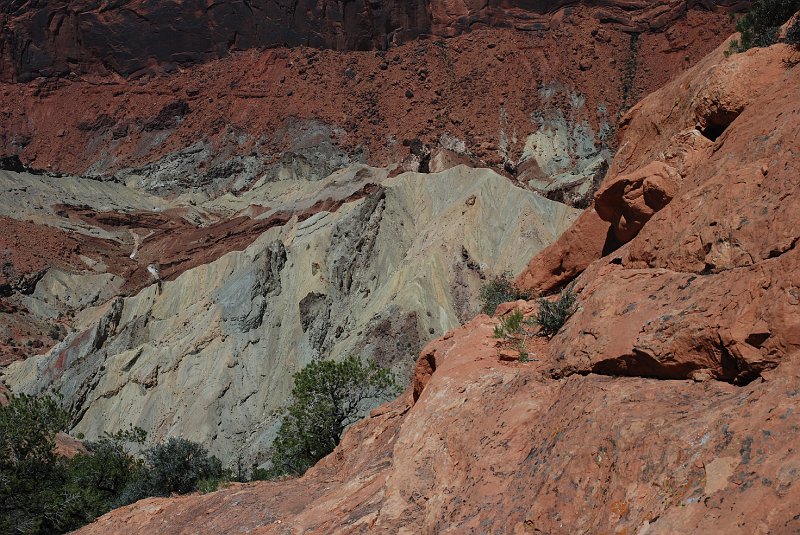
left=1, top=165, right=579, bottom=466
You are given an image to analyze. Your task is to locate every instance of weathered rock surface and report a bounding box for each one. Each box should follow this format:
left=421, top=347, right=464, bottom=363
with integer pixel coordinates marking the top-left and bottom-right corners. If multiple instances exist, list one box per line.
left=0, top=9, right=735, bottom=202
left=545, top=41, right=800, bottom=383
left=0, top=166, right=382, bottom=363
left=72, top=36, right=800, bottom=534
left=517, top=34, right=796, bottom=291
left=1, top=165, right=578, bottom=465
left=515, top=85, right=614, bottom=207
left=76, top=317, right=800, bottom=534
left=515, top=206, right=611, bottom=294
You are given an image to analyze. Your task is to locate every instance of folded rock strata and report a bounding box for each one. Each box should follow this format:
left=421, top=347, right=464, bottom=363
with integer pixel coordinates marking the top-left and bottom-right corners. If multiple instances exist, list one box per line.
left=1, top=165, right=578, bottom=464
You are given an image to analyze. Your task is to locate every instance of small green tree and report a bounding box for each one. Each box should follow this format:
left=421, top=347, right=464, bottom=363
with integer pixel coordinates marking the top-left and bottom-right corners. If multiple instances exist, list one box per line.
left=0, top=393, right=71, bottom=534
left=0, top=392, right=227, bottom=532
left=534, top=286, right=578, bottom=337
left=269, top=357, right=400, bottom=478
left=65, top=427, right=146, bottom=514
left=0, top=394, right=150, bottom=533
left=729, top=0, right=800, bottom=52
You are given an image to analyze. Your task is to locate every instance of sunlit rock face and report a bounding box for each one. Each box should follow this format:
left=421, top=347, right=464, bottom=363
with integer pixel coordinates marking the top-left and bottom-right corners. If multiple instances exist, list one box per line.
left=1, top=164, right=578, bottom=464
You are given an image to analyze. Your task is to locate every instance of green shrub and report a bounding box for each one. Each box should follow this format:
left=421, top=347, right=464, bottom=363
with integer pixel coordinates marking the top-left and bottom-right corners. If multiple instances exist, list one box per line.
left=493, top=309, right=525, bottom=339
left=48, top=324, right=63, bottom=341
left=196, top=477, right=227, bottom=494
left=0, top=393, right=71, bottom=534
left=0, top=396, right=146, bottom=533
left=480, top=272, right=530, bottom=315
left=64, top=427, right=145, bottom=519
left=786, top=16, right=800, bottom=47
left=268, top=356, right=400, bottom=478
left=534, top=286, right=578, bottom=337
left=0, top=393, right=229, bottom=533
left=729, top=0, right=800, bottom=52
left=513, top=339, right=530, bottom=362
left=119, top=438, right=226, bottom=503
left=249, top=467, right=271, bottom=481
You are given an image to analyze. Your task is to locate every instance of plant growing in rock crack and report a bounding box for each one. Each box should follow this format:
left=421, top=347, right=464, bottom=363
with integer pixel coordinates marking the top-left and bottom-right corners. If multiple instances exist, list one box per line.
left=493, top=309, right=525, bottom=338
left=493, top=310, right=534, bottom=362
left=533, top=286, right=578, bottom=337
left=267, top=356, right=400, bottom=478
left=514, top=339, right=530, bottom=362
left=480, top=272, right=530, bottom=316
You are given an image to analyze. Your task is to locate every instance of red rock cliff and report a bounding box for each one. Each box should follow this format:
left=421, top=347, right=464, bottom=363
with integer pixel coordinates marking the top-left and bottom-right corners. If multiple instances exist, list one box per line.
left=75, top=34, right=800, bottom=535
left=1, top=6, right=736, bottom=183
left=0, top=0, right=744, bottom=81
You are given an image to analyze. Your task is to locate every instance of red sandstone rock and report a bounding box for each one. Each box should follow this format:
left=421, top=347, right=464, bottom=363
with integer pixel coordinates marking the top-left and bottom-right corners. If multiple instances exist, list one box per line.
left=0, top=9, right=735, bottom=180
left=543, top=42, right=800, bottom=382
left=515, top=207, right=610, bottom=295
left=517, top=34, right=795, bottom=293
left=76, top=315, right=800, bottom=534
left=0, top=0, right=742, bottom=82
left=54, top=432, right=88, bottom=458
left=594, top=160, right=682, bottom=243
left=74, top=37, right=800, bottom=534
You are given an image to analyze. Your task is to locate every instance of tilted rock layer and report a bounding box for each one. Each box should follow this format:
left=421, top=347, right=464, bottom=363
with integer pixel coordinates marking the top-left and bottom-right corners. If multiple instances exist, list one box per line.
left=1, top=165, right=578, bottom=464
left=75, top=37, right=800, bottom=534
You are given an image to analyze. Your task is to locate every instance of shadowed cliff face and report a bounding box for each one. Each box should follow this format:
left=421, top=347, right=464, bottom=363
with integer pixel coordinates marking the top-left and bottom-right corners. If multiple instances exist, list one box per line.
left=0, top=0, right=744, bottom=81
left=0, top=0, right=429, bottom=81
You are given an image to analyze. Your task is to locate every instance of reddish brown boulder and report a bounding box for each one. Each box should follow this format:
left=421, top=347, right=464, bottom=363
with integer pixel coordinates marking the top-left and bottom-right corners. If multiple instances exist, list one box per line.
left=594, top=160, right=682, bottom=243
left=515, top=207, right=610, bottom=295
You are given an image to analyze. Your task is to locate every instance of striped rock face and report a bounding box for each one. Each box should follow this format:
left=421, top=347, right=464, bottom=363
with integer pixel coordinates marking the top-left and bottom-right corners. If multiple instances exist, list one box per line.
left=1, top=6, right=735, bottom=204
left=1, top=164, right=578, bottom=464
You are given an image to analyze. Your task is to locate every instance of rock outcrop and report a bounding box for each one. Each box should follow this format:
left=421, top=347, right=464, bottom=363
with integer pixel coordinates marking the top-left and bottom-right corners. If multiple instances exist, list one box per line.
left=1, top=164, right=578, bottom=464
left=73, top=34, right=800, bottom=534
left=517, top=31, right=796, bottom=292
left=543, top=39, right=799, bottom=384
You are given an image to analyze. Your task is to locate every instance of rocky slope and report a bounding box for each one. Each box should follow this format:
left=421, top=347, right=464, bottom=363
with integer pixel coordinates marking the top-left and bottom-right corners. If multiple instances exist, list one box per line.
left=0, top=0, right=741, bottom=474
left=0, top=6, right=736, bottom=206
left=1, top=164, right=578, bottom=464
left=74, top=35, right=800, bottom=534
